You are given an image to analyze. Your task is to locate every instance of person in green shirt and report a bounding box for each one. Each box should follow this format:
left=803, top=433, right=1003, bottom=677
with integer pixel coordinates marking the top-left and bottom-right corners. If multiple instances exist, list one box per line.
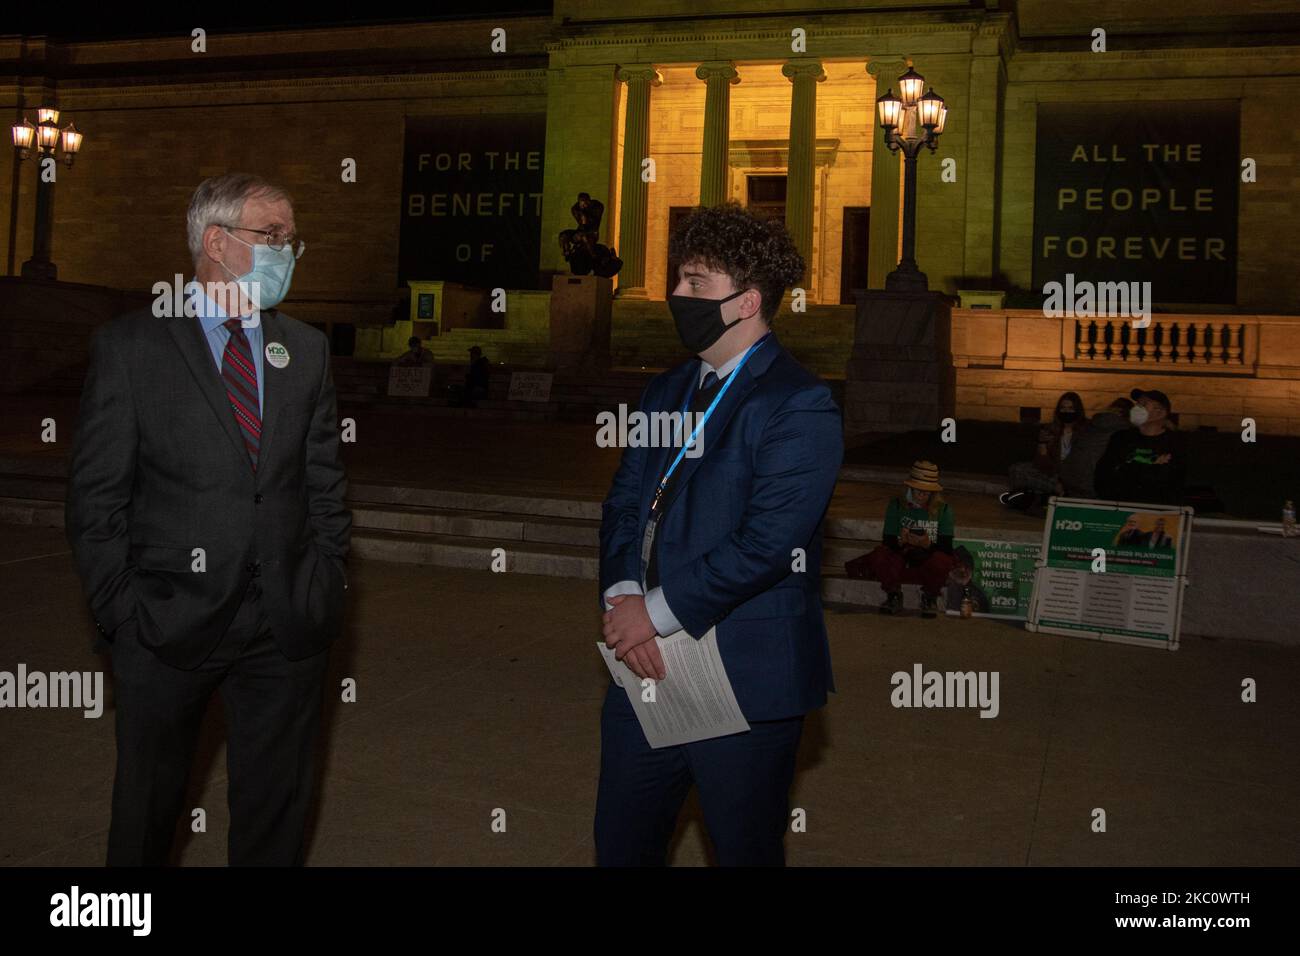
left=845, top=460, right=957, bottom=618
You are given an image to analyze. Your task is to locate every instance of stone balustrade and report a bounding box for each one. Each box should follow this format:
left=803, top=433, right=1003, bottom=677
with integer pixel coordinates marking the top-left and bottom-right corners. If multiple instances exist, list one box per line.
left=951, top=308, right=1300, bottom=434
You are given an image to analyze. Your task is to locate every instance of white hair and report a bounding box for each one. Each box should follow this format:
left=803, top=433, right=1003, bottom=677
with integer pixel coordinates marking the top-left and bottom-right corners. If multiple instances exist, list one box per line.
left=186, top=173, right=292, bottom=266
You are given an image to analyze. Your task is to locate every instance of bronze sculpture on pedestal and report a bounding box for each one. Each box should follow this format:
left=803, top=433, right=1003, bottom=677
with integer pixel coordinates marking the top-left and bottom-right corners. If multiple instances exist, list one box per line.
left=559, top=192, right=623, bottom=278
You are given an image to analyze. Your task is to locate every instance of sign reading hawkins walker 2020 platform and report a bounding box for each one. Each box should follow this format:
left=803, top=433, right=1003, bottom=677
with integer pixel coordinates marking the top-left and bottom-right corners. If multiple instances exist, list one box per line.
left=1026, top=499, right=1192, bottom=650
left=399, top=114, right=546, bottom=290
left=1032, top=100, right=1240, bottom=304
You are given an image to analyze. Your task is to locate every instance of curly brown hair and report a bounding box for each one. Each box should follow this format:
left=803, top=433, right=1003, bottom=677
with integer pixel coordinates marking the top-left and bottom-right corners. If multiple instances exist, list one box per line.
left=667, top=201, right=806, bottom=322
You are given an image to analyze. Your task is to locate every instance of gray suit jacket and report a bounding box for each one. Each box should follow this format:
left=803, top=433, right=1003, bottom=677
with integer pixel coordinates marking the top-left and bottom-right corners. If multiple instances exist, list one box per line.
left=65, top=306, right=351, bottom=668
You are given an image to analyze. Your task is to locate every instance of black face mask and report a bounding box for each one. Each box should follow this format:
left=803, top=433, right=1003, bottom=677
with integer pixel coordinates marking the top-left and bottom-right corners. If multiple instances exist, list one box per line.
left=668, top=289, right=749, bottom=353
left=1058, top=410, right=1079, bottom=423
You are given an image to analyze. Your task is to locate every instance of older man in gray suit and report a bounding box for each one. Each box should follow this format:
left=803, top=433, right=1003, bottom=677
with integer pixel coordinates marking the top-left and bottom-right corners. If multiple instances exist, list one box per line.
left=66, top=172, right=351, bottom=866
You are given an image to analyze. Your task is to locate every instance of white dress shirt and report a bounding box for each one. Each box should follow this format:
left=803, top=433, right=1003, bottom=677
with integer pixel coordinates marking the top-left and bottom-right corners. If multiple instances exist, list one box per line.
left=603, top=347, right=750, bottom=636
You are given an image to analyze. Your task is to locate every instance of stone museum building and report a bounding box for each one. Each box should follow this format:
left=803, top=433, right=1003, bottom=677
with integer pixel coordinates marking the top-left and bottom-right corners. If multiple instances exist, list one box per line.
left=2, top=0, right=1299, bottom=434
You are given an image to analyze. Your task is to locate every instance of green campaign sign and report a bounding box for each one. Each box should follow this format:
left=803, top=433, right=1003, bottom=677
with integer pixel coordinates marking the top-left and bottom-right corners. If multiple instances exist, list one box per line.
left=1028, top=499, right=1191, bottom=649
left=947, top=539, right=1040, bottom=620
left=1045, top=504, right=1181, bottom=579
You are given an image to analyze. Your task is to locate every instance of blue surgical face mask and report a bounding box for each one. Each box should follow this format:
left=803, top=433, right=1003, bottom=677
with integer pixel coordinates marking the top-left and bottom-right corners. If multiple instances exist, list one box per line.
left=220, top=229, right=295, bottom=310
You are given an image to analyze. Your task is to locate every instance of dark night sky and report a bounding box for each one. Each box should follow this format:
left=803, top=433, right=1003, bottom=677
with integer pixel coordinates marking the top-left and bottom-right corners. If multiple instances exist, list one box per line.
left=3, top=3, right=555, bottom=40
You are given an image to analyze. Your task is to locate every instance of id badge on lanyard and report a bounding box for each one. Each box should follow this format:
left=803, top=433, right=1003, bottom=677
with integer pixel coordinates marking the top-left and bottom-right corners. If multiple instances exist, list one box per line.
left=636, top=332, right=771, bottom=587
left=639, top=512, right=659, bottom=586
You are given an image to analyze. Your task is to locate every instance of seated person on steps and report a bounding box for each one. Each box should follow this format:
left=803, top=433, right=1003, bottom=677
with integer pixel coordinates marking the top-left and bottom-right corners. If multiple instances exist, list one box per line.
left=844, top=460, right=956, bottom=619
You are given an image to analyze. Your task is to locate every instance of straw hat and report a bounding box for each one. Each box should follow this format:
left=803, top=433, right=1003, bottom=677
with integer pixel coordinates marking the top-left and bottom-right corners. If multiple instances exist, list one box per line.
left=904, top=460, right=943, bottom=492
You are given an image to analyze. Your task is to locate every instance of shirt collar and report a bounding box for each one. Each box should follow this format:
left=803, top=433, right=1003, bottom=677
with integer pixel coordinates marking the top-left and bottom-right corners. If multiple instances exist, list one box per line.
left=189, top=278, right=261, bottom=333
left=698, top=330, right=770, bottom=386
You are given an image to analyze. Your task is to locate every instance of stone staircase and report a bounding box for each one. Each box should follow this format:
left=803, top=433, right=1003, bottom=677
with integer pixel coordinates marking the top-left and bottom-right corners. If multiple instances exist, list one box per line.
left=422, top=327, right=552, bottom=367
left=12, top=455, right=1293, bottom=638
left=331, top=358, right=658, bottom=422
left=0, top=464, right=904, bottom=611
left=331, top=356, right=846, bottom=423
left=381, top=300, right=856, bottom=376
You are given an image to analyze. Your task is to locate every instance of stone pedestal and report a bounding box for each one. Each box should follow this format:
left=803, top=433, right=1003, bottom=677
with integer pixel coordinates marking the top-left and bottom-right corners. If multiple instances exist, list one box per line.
left=550, top=274, right=612, bottom=373
left=843, top=289, right=955, bottom=440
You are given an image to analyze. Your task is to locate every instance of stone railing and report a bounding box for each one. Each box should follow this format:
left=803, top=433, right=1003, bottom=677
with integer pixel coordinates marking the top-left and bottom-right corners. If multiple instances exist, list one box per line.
left=952, top=309, right=1300, bottom=378
left=1066, top=317, right=1252, bottom=369
left=949, top=308, right=1300, bottom=435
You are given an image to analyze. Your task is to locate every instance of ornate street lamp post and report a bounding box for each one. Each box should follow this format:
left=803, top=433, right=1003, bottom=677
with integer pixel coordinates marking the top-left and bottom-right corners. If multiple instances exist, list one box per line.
left=875, top=64, right=948, bottom=292
left=12, top=106, right=85, bottom=280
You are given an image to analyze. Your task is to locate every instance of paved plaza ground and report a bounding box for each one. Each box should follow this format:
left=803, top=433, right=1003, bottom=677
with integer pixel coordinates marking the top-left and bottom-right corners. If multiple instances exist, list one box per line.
left=2, top=395, right=1296, bottom=865
left=2, top=390, right=1295, bottom=519
left=3, top=517, right=1297, bottom=866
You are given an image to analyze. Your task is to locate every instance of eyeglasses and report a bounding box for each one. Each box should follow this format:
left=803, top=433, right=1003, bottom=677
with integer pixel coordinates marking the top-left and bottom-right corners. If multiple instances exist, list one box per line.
left=221, top=225, right=306, bottom=259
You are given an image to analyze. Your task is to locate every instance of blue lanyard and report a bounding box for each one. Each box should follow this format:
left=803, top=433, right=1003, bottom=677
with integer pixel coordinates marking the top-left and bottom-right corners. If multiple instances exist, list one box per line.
left=650, top=332, right=771, bottom=511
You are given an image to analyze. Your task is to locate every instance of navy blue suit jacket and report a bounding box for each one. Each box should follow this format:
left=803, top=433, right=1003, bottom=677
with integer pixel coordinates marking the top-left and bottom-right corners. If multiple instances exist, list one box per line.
left=598, top=334, right=843, bottom=721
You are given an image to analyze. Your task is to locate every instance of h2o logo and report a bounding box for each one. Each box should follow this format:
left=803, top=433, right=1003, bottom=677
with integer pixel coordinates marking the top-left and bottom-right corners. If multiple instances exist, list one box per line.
left=1055, top=519, right=1083, bottom=531
left=264, top=341, right=290, bottom=369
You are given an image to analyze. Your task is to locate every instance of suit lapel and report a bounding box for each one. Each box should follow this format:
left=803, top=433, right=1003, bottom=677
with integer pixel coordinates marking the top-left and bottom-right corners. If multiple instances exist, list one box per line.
left=659, top=334, right=781, bottom=513
left=167, top=308, right=287, bottom=476
left=168, top=311, right=252, bottom=466
left=257, top=309, right=285, bottom=475
left=641, top=359, right=700, bottom=513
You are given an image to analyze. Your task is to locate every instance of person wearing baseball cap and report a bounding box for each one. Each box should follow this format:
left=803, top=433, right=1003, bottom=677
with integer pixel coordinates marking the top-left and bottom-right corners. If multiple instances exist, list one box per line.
left=1093, top=387, right=1186, bottom=505
left=1130, top=388, right=1171, bottom=414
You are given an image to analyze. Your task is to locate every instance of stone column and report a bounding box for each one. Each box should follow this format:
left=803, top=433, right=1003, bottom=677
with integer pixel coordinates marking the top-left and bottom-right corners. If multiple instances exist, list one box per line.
left=538, top=63, right=621, bottom=279
left=782, top=58, right=825, bottom=291
left=866, top=58, right=906, bottom=290
left=614, top=66, right=662, bottom=300
left=965, top=26, right=1005, bottom=285
left=696, top=62, right=739, bottom=208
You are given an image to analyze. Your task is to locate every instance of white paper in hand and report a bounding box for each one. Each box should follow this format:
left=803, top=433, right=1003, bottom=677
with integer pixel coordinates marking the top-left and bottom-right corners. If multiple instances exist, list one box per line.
left=597, top=627, right=750, bottom=748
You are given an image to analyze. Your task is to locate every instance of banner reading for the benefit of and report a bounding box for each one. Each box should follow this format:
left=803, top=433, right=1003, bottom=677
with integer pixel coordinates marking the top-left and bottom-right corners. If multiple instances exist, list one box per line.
left=400, top=114, right=546, bottom=290
left=1032, top=100, right=1239, bottom=305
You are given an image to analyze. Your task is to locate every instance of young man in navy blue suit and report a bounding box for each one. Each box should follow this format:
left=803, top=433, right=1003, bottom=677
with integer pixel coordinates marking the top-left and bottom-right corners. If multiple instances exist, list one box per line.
left=596, top=203, right=844, bottom=866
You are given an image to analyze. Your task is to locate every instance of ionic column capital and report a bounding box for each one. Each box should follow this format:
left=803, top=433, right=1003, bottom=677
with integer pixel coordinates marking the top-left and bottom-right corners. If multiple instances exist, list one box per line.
left=866, top=57, right=909, bottom=79
left=616, top=65, right=663, bottom=87
left=782, top=58, right=826, bottom=83
left=695, top=61, right=740, bottom=84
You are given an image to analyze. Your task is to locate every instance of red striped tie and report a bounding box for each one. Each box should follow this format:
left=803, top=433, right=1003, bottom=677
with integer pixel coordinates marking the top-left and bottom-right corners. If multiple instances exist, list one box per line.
left=220, top=318, right=261, bottom=471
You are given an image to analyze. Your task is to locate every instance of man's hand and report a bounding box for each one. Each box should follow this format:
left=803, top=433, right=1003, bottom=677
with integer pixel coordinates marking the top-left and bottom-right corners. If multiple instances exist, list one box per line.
left=1155, top=453, right=1172, bottom=465
left=602, top=594, right=664, bottom=679
left=623, top=639, right=666, bottom=682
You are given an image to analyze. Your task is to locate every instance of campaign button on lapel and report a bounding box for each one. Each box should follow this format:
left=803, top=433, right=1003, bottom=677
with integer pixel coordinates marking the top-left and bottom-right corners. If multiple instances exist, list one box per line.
left=265, top=341, right=290, bottom=369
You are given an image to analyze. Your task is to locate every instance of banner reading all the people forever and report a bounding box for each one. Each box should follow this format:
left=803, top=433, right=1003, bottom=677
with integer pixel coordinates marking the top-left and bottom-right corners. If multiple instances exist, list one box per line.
left=1027, top=499, right=1192, bottom=649
left=400, top=114, right=546, bottom=290
left=1032, top=100, right=1239, bottom=305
